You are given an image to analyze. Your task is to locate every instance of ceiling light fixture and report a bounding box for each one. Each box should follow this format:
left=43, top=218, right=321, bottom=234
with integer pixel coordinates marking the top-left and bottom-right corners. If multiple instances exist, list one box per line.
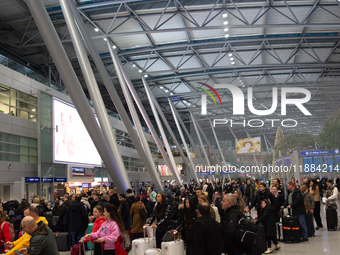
left=94, top=28, right=99, bottom=32
left=223, top=13, right=228, bottom=18
left=103, top=38, right=107, bottom=41
left=160, top=86, right=163, bottom=89
left=225, top=34, right=229, bottom=38
left=230, top=57, right=234, bottom=61
left=138, top=69, right=142, bottom=73
left=170, top=92, right=173, bottom=95
left=144, top=75, right=148, bottom=78
left=132, top=64, right=136, bottom=67
left=224, top=28, right=229, bottom=32
left=112, top=45, right=116, bottom=49
left=231, top=61, right=235, bottom=65
left=165, top=89, right=169, bottom=92
left=223, top=21, right=229, bottom=25
left=229, top=53, right=233, bottom=57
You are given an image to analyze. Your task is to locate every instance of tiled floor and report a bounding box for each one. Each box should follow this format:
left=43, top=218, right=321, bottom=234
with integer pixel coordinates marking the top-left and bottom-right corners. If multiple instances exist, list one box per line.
left=60, top=204, right=340, bottom=255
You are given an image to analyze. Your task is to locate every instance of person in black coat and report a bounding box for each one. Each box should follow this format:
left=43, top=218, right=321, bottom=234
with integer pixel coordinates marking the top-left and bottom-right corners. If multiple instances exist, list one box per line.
left=97, top=194, right=110, bottom=210
left=246, top=182, right=276, bottom=217
left=192, top=202, right=223, bottom=255
left=118, top=194, right=132, bottom=250
left=256, top=199, right=280, bottom=253
left=59, top=194, right=72, bottom=232
left=108, top=189, right=120, bottom=209
left=281, top=181, right=308, bottom=241
left=141, top=197, right=154, bottom=218
left=221, top=194, right=252, bottom=255
left=271, top=186, right=285, bottom=223
left=66, top=194, right=89, bottom=246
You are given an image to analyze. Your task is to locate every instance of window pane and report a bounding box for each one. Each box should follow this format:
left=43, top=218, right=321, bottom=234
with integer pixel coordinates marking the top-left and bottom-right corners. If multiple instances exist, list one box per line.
left=0, top=85, right=10, bottom=95
left=10, top=144, right=20, bottom=153
left=10, top=154, right=20, bottom=162
left=28, top=138, right=37, bottom=147
left=28, top=113, right=37, bottom=122
left=0, top=103, right=9, bottom=114
left=20, top=146, right=28, bottom=154
left=19, top=110, right=28, bottom=120
left=29, top=105, right=37, bottom=113
left=9, top=107, right=17, bottom=117
left=29, top=156, right=37, bottom=164
left=29, top=96, right=37, bottom=105
left=29, top=147, right=37, bottom=156
left=20, top=93, right=29, bottom=102
left=10, top=96, right=17, bottom=106
left=0, top=143, right=10, bottom=152
left=0, top=94, right=10, bottom=104
left=18, top=101, right=28, bottom=109
left=20, top=137, right=28, bottom=145
left=20, top=155, right=28, bottom=163
left=0, top=152, right=10, bottom=161
left=10, top=135, right=19, bottom=144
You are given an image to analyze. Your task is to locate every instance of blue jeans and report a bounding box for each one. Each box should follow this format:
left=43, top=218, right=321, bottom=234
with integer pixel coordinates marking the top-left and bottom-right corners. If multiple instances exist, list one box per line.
left=71, top=231, right=85, bottom=246
left=298, top=214, right=308, bottom=238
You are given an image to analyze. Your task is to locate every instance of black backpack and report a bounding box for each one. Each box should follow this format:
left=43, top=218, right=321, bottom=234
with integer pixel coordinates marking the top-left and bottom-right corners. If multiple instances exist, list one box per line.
left=234, top=213, right=258, bottom=246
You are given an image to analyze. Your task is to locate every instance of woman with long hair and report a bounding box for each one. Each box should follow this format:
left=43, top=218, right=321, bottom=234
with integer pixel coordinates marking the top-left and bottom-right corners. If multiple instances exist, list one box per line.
left=16, top=199, right=29, bottom=218
left=82, top=206, right=106, bottom=255
left=310, top=179, right=323, bottom=229
left=85, top=204, right=124, bottom=255
left=197, top=195, right=216, bottom=220
left=173, top=197, right=197, bottom=255
left=130, top=197, right=148, bottom=241
left=0, top=209, right=12, bottom=253
left=233, top=189, right=246, bottom=213
left=145, top=193, right=171, bottom=248
left=256, top=199, right=280, bottom=254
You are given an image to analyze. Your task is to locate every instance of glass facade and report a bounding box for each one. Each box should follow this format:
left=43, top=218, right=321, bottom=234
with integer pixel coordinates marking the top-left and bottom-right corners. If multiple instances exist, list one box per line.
left=0, top=132, right=38, bottom=163
left=0, top=84, right=37, bottom=122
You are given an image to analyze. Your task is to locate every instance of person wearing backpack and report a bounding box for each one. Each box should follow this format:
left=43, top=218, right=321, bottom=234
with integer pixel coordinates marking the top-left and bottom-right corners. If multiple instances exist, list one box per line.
left=0, top=209, right=12, bottom=253
left=221, top=194, right=252, bottom=255
left=255, top=199, right=280, bottom=254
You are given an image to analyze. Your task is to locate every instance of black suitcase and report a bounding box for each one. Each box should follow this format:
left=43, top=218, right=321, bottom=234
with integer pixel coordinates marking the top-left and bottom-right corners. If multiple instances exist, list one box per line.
left=257, top=223, right=266, bottom=253
left=54, top=232, right=71, bottom=251
left=326, top=207, right=338, bottom=231
left=305, top=213, right=315, bottom=237
left=282, top=216, right=300, bottom=242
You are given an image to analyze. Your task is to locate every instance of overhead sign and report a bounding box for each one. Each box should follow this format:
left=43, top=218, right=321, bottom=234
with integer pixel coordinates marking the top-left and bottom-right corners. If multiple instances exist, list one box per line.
left=42, top=177, right=53, bottom=183
left=72, top=167, right=85, bottom=173
left=54, top=177, right=67, bottom=182
left=25, top=177, right=40, bottom=183
left=301, top=150, right=340, bottom=156
left=236, top=137, right=261, bottom=154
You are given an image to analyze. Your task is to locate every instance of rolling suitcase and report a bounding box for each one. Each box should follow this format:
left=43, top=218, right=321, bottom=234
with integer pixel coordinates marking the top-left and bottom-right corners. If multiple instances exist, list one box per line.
left=54, top=232, right=71, bottom=251
left=326, top=207, right=338, bottom=231
left=161, top=237, right=185, bottom=255
left=250, top=219, right=265, bottom=253
left=305, top=212, right=315, bottom=237
left=87, top=223, right=94, bottom=250
left=131, top=227, right=156, bottom=255
left=276, top=222, right=283, bottom=241
left=144, top=248, right=162, bottom=255
left=282, top=215, right=300, bottom=243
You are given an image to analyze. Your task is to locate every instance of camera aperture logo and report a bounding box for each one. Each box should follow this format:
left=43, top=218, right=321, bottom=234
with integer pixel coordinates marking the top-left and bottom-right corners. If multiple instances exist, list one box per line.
left=199, top=84, right=311, bottom=128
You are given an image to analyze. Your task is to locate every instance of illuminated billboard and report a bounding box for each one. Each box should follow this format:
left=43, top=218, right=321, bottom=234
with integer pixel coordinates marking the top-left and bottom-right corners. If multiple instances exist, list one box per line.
left=235, top=137, right=261, bottom=154
left=53, top=98, right=101, bottom=166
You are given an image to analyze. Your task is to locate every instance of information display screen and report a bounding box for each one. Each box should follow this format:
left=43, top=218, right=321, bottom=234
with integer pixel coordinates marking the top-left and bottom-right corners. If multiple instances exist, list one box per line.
left=53, top=98, right=101, bottom=166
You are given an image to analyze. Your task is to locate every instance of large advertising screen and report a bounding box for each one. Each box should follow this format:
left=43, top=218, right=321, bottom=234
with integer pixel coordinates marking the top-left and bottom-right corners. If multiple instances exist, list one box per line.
left=235, top=137, right=261, bottom=154
left=53, top=98, right=101, bottom=166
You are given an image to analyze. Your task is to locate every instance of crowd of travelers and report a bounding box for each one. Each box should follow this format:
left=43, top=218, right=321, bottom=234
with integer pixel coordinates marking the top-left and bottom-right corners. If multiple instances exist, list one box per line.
left=0, top=176, right=339, bottom=255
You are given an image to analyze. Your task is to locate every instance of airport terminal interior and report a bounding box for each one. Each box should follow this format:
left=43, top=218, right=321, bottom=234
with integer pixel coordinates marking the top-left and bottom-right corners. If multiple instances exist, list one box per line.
left=0, top=0, right=340, bottom=254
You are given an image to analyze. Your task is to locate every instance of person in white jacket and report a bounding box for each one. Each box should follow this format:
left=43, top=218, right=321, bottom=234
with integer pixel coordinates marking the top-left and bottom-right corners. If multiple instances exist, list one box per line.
left=325, top=179, right=338, bottom=204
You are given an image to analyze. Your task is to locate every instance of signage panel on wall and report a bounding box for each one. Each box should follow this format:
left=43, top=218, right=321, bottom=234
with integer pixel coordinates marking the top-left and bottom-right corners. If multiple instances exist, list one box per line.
left=53, top=98, right=101, bottom=166
left=54, top=177, right=67, bottom=182
left=235, top=137, right=261, bottom=154
left=42, top=177, right=53, bottom=182
left=25, top=177, right=40, bottom=183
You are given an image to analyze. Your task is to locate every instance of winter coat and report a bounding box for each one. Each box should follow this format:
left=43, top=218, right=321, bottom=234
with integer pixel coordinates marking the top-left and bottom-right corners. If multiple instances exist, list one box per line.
left=146, top=202, right=172, bottom=232
left=249, top=189, right=276, bottom=216
left=118, top=200, right=131, bottom=230
left=130, top=201, right=147, bottom=233
left=83, top=216, right=105, bottom=244
left=81, top=197, right=91, bottom=213
left=66, top=201, right=88, bottom=232
left=90, top=220, right=121, bottom=251
left=109, top=194, right=119, bottom=209
left=27, top=221, right=59, bottom=255
left=162, top=188, right=172, bottom=197
left=125, top=195, right=135, bottom=207
left=221, top=205, right=252, bottom=255
left=0, top=220, right=11, bottom=252
left=214, top=196, right=224, bottom=216
left=245, top=184, right=255, bottom=199
left=303, top=192, right=315, bottom=213
left=97, top=200, right=110, bottom=210
left=256, top=207, right=276, bottom=237
left=175, top=208, right=197, bottom=245
left=283, top=188, right=305, bottom=216
left=192, top=215, right=223, bottom=255
left=59, top=199, right=72, bottom=225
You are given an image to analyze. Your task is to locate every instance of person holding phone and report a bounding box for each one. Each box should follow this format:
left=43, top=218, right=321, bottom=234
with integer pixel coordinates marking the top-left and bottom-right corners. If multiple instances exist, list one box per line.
left=84, top=205, right=124, bottom=255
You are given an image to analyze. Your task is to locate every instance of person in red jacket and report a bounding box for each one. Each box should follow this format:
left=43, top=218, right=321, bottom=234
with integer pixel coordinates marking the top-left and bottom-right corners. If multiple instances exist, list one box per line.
left=0, top=209, right=12, bottom=253
left=81, top=206, right=105, bottom=255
